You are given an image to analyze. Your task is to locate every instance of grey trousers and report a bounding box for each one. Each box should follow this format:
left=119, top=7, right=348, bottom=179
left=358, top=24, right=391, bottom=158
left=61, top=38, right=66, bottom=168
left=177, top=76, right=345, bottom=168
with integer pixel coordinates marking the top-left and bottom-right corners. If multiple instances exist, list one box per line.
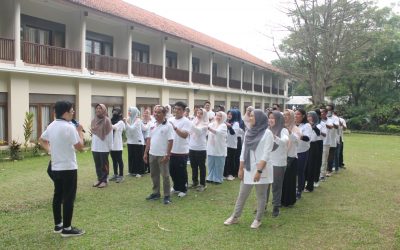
left=266, top=165, right=287, bottom=207
left=232, top=181, right=269, bottom=221
left=149, top=155, right=171, bottom=197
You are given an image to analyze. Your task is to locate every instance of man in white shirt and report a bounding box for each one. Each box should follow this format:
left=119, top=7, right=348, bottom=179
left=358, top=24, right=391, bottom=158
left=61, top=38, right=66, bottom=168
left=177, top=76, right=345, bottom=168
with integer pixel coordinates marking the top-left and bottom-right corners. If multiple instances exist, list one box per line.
left=39, top=101, right=85, bottom=237
left=144, top=106, right=174, bottom=205
left=169, top=101, right=192, bottom=197
left=204, top=101, right=215, bottom=122
left=325, top=104, right=339, bottom=175
left=335, top=111, right=347, bottom=170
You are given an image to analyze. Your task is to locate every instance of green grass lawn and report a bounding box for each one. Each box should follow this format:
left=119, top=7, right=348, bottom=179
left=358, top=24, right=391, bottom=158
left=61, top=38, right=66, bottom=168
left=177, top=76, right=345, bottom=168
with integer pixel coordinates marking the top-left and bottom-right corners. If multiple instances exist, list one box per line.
left=0, top=133, right=399, bottom=249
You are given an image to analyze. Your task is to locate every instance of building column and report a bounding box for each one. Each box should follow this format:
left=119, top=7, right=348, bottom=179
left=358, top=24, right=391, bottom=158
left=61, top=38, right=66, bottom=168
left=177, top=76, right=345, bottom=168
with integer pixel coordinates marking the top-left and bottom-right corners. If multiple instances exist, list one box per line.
left=162, top=37, right=167, bottom=82
left=209, top=53, right=213, bottom=86
left=128, top=28, right=133, bottom=78
left=8, top=73, right=29, bottom=142
left=209, top=92, right=215, bottom=110
left=240, top=94, right=245, bottom=114
left=252, top=96, right=256, bottom=108
left=161, top=88, right=169, bottom=106
left=124, top=84, right=136, bottom=116
left=269, top=74, right=273, bottom=95
left=226, top=94, right=231, bottom=110
left=240, top=64, right=243, bottom=90
left=226, top=59, right=230, bottom=89
left=261, top=98, right=265, bottom=111
left=277, top=78, right=280, bottom=96
left=188, top=90, right=194, bottom=115
left=80, top=11, right=87, bottom=72
left=14, top=0, right=22, bottom=66
left=261, top=73, right=264, bottom=93
left=76, top=80, right=92, bottom=137
left=252, top=69, right=255, bottom=92
left=189, top=45, right=193, bottom=85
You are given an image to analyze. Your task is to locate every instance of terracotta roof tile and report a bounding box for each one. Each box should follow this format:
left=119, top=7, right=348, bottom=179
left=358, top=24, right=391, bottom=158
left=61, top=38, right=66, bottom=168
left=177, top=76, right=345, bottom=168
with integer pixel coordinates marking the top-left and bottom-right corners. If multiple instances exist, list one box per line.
left=66, top=0, right=286, bottom=75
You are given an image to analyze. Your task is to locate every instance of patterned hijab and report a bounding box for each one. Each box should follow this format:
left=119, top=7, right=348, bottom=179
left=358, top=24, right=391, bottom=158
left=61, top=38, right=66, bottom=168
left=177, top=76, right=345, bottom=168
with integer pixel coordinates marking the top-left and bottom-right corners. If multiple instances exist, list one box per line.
left=244, top=109, right=268, bottom=171
left=91, top=104, right=112, bottom=141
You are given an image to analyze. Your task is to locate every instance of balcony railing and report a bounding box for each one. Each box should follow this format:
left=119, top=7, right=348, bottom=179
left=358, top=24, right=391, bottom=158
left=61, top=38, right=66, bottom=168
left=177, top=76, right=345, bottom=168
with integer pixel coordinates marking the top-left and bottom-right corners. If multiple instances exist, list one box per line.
left=166, top=67, right=189, bottom=82
left=272, top=87, right=278, bottom=94
left=243, top=81, right=252, bottom=91
left=86, top=53, right=128, bottom=74
left=264, top=86, right=271, bottom=93
left=22, top=42, right=81, bottom=68
left=279, top=89, right=284, bottom=95
left=229, top=79, right=241, bottom=89
left=132, top=61, right=162, bottom=79
left=212, top=76, right=227, bottom=87
left=254, top=84, right=262, bottom=93
left=192, top=72, right=210, bottom=85
left=0, top=38, right=14, bottom=61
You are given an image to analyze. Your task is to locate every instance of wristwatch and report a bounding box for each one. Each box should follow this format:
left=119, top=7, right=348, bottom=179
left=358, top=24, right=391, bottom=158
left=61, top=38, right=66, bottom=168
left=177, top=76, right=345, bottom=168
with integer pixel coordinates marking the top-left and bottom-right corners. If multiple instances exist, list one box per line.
left=257, top=169, right=263, bottom=174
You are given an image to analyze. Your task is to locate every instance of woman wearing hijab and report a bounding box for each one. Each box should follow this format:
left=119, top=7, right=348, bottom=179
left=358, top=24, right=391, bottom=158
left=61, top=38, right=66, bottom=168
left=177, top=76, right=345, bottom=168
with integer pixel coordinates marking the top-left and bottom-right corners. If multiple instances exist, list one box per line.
left=281, top=109, right=302, bottom=207
left=304, top=111, right=322, bottom=192
left=124, top=106, right=145, bottom=177
left=224, top=109, right=241, bottom=181
left=295, top=109, right=312, bottom=199
left=165, top=104, right=173, bottom=119
left=109, top=108, right=126, bottom=183
left=224, top=109, right=274, bottom=229
left=188, top=108, right=209, bottom=191
left=266, top=111, right=289, bottom=217
left=243, top=106, right=254, bottom=130
left=206, top=111, right=227, bottom=184
left=141, top=108, right=153, bottom=174
left=235, top=110, right=245, bottom=177
left=91, top=104, right=113, bottom=188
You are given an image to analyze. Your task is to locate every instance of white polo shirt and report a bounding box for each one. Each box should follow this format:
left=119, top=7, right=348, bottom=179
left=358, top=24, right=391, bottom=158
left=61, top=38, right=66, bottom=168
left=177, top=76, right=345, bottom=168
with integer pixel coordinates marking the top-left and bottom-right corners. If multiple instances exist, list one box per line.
left=297, top=123, right=312, bottom=153
left=40, top=119, right=80, bottom=171
left=326, top=116, right=339, bottom=147
left=149, top=121, right=174, bottom=156
left=126, top=119, right=145, bottom=145
left=111, top=120, right=125, bottom=151
left=169, top=116, right=192, bottom=154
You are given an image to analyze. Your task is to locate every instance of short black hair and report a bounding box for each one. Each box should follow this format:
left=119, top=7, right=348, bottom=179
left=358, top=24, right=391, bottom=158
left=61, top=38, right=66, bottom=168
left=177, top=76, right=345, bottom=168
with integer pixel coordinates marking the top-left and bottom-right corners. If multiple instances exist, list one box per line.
left=55, top=101, right=73, bottom=119
left=326, top=104, right=335, bottom=111
left=296, top=109, right=308, bottom=124
left=174, top=101, right=187, bottom=110
left=204, top=101, right=211, bottom=105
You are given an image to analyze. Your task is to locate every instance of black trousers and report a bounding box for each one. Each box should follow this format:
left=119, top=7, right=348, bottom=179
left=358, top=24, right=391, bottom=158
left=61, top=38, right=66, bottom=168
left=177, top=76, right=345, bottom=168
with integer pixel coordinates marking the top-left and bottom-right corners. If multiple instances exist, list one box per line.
left=339, top=138, right=344, bottom=167
left=169, top=154, right=188, bottom=192
left=127, top=144, right=145, bottom=175
left=224, top=147, right=237, bottom=177
left=305, top=141, right=319, bottom=191
left=50, top=166, right=77, bottom=228
left=110, top=150, right=124, bottom=176
left=189, top=150, right=207, bottom=186
left=281, top=157, right=297, bottom=207
left=92, top=151, right=109, bottom=182
left=327, top=147, right=336, bottom=172
left=314, top=140, right=323, bottom=182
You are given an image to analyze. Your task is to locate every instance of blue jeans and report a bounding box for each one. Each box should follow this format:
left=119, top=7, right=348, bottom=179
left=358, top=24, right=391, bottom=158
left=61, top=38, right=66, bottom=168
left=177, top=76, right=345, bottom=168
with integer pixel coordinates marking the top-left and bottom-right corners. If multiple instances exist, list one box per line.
left=207, top=155, right=225, bottom=183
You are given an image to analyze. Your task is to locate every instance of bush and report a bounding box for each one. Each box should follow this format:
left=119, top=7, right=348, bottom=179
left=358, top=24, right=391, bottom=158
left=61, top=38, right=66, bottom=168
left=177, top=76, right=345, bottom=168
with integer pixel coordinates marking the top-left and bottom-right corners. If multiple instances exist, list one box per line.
left=379, top=124, right=400, bottom=134
left=9, top=140, right=23, bottom=160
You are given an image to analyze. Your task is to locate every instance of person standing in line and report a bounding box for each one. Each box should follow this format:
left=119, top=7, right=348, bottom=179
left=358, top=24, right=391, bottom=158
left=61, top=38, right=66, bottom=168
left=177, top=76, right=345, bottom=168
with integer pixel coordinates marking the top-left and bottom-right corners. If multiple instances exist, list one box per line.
left=168, top=101, right=192, bottom=198
left=281, top=109, right=301, bottom=207
left=40, top=101, right=85, bottom=237
left=313, top=109, right=326, bottom=187
left=224, top=109, right=274, bottom=229
left=336, top=112, right=347, bottom=169
left=204, top=101, right=215, bottom=122
left=141, top=108, right=153, bottom=174
left=295, top=109, right=312, bottom=199
left=319, top=107, right=330, bottom=181
left=165, top=104, right=173, bottom=120
left=266, top=111, right=289, bottom=217
left=144, top=106, right=174, bottom=205
left=188, top=108, right=209, bottom=192
left=91, top=104, right=113, bottom=188
left=325, top=104, right=339, bottom=176
left=206, top=111, right=228, bottom=184
left=224, top=109, right=241, bottom=181
left=109, top=108, right=125, bottom=183
left=243, top=106, right=254, bottom=130
left=234, top=109, right=245, bottom=178
left=125, top=107, right=145, bottom=177
left=304, top=111, right=321, bottom=192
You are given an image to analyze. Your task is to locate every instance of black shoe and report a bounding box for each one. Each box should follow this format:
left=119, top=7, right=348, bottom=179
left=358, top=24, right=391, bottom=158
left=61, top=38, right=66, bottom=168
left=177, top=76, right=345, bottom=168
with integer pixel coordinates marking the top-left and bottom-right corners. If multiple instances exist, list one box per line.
left=163, top=196, right=171, bottom=205
left=206, top=180, right=213, bottom=183
left=54, top=225, right=63, bottom=233
left=61, top=227, right=85, bottom=237
left=272, top=207, right=280, bottom=217
left=146, top=193, right=161, bottom=201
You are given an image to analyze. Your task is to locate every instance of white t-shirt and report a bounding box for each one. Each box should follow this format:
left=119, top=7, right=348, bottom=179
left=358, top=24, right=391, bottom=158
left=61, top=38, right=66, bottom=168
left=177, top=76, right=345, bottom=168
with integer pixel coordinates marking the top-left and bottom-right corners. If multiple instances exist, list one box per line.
left=325, top=116, right=339, bottom=147
left=310, top=124, right=323, bottom=142
left=226, top=122, right=240, bottom=149
left=111, top=120, right=125, bottom=151
left=297, top=123, right=312, bottom=153
left=240, top=129, right=274, bottom=185
left=40, top=119, right=80, bottom=171
left=189, top=123, right=208, bottom=151
left=207, top=123, right=227, bottom=156
left=287, top=132, right=300, bottom=158
left=141, top=120, right=152, bottom=140
left=207, top=110, right=215, bottom=121
left=149, top=121, right=174, bottom=156
left=270, top=128, right=289, bottom=167
left=126, top=119, right=145, bottom=145
left=169, top=116, right=192, bottom=154
left=338, top=117, right=347, bottom=141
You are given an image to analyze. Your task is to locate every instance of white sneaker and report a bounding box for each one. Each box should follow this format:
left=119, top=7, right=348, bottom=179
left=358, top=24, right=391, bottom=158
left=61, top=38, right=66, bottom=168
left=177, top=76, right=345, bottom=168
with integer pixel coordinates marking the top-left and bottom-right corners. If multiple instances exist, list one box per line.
left=227, top=175, right=235, bottom=181
left=136, top=174, right=142, bottom=178
left=170, top=188, right=179, bottom=194
left=224, top=216, right=239, bottom=225
left=314, top=182, right=320, bottom=188
left=177, top=192, right=187, bottom=197
left=250, top=220, right=262, bottom=229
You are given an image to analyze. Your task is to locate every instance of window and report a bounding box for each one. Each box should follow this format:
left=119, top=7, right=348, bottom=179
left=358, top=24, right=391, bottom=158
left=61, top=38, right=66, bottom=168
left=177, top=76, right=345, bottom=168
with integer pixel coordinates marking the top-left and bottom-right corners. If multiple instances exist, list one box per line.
left=166, top=50, right=177, bottom=68
left=21, top=14, right=65, bottom=47
left=86, top=31, right=113, bottom=56
left=29, top=104, right=54, bottom=141
left=212, top=63, right=218, bottom=76
left=192, top=57, right=200, bottom=73
left=133, top=42, right=149, bottom=63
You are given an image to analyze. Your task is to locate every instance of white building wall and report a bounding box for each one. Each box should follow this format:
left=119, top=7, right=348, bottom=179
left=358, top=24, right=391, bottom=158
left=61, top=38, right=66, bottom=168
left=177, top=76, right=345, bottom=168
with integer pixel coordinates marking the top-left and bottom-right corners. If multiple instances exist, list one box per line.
left=0, top=0, right=15, bottom=38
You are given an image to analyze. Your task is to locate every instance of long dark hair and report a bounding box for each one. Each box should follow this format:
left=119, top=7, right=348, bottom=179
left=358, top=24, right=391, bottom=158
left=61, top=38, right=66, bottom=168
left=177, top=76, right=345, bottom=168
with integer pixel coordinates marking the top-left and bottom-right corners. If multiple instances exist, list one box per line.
left=111, top=108, right=122, bottom=125
left=296, top=109, right=308, bottom=124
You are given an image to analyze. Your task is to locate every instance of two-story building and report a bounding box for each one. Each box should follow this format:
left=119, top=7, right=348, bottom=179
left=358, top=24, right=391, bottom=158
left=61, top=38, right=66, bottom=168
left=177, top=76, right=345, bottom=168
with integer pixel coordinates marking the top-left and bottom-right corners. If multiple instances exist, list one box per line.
left=0, top=0, right=289, bottom=143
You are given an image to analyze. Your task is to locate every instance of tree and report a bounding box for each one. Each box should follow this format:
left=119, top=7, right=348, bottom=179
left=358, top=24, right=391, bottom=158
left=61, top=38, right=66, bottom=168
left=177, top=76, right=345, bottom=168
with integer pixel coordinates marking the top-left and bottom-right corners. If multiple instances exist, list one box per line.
left=23, top=112, right=34, bottom=149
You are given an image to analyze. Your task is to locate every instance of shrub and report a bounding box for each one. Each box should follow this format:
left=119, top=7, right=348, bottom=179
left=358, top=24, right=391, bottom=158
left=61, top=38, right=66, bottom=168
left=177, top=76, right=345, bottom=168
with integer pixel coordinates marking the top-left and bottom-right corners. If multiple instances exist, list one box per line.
left=23, top=112, right=34, bottom=149
left=9, top=140, right=23, bottom=160
left=379, top=124, right=400, bottom=134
